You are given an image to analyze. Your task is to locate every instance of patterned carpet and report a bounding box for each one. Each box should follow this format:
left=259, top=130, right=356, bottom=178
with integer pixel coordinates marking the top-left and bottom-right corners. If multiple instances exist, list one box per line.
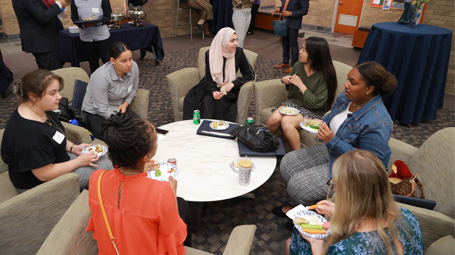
left=0, top=47, right=453, bottom=254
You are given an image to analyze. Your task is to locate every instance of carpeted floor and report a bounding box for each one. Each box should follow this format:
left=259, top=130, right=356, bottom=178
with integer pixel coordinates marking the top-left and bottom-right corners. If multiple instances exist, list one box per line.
left=0, top=46, right=453, bottom=254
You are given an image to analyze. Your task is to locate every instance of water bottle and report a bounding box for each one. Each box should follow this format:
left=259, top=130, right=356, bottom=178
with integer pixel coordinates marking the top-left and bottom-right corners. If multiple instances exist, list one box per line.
left=58, top=8, right=66, bottom=20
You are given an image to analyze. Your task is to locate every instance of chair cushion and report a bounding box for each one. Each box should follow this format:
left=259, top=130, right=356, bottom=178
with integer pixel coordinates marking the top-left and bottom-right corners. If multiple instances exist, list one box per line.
left=0, top=171, right=18, bottom=203
left=408, top=128, right=455, bottom=218
left=426, top=235, right=455, bottom=255
left=178, top=96, right=185, bottom=113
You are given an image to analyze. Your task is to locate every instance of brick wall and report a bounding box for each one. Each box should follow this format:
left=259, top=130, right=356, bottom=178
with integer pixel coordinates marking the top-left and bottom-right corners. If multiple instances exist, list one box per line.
left=261, top=0, right=335, bottom=30
left=422, top=0, right=454, bottom=95
left=358, top=0, right=402, bottom=28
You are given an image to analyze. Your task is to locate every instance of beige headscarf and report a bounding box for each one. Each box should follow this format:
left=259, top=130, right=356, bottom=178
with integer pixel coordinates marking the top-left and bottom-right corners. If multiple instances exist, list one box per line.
left=209, top=27, right=237, bottom=87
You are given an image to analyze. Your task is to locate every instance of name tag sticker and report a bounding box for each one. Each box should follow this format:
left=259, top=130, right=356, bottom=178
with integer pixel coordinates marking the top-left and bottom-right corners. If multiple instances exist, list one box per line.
left=128, top=85, right=133, bottom=93
left=92, top=8, right=100, bottom=14
left=53, top=131, right=65, bottom=144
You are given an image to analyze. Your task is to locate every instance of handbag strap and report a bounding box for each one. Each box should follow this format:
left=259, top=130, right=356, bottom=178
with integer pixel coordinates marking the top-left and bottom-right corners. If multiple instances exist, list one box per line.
left=97, top=170, right=121, bottom=255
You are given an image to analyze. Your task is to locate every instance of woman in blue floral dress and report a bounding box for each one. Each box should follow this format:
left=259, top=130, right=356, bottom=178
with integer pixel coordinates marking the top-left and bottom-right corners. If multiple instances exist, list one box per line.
left=287, top=150, right=424, bottom=255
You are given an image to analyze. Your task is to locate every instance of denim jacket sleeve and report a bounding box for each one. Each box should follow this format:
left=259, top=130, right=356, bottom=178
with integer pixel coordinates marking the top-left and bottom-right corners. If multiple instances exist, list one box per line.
left=325, top=119, right=391, bottom=163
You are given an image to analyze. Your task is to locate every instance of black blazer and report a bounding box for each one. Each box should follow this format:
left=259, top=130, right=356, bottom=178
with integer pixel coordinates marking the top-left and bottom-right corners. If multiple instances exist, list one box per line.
left=12, top=0, right=63, bottom=53
left=282, top=0, right=309, bottom=30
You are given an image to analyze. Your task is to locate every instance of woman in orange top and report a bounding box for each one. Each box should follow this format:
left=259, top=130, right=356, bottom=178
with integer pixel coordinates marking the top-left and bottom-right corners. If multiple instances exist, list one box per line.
left=86, top=113, right=190, bottom=254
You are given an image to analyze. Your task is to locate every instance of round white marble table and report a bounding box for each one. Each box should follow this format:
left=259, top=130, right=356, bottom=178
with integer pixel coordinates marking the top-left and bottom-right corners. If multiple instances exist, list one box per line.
left=154, top=120, right=277, bottom=202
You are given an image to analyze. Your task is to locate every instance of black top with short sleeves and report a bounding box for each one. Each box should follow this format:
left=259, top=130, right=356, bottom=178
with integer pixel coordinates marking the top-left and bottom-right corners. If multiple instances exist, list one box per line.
left=1, top=109, right=69, bottom=189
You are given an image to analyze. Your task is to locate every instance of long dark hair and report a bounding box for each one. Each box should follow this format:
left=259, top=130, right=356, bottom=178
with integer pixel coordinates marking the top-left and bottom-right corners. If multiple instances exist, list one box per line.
left=305, top=37, right=337, bottom=109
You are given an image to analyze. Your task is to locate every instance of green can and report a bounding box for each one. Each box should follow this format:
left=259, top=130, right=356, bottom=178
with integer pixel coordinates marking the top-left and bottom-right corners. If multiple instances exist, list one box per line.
left=246, top=117, right=254, bottom=126
left=193, top=110, right=201, bottom=124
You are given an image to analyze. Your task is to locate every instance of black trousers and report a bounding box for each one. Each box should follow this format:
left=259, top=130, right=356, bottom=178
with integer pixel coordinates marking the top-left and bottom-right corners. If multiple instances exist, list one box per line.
left=32, top=51, right=61, bottom=70
left=83, top=109, right=140, bottom=140
left=81, top=39, right=110, bottom=74
left=177, top=197, right=192, bottom=247
left=282, top=28, right=299, bottom=66
left=248, top=4, right=260, bottom=33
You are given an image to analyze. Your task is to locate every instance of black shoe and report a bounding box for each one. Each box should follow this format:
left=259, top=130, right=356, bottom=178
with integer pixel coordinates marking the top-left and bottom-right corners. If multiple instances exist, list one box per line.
left=285, top=219, right=294, bottom=231
left=204, top=33, right=214, bottom=38
left=272, top=206, right=288, bottom=217
left=197, top=24, right=205, bottom=31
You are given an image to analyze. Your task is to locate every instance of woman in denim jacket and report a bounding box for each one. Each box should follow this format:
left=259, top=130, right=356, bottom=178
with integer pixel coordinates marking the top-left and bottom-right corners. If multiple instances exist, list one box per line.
left=273, top=61, right=397, bottom=229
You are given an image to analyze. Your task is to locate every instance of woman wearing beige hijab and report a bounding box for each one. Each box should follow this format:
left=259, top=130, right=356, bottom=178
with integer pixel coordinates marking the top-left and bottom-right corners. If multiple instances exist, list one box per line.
left=183, top=27, right=255, bottom=122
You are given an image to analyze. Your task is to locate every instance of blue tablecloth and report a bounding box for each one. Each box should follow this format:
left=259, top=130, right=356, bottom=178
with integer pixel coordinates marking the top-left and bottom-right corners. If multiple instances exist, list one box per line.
left=211, top=0, right=234, bottom=34
left=358, top=22, right=452, bottom=125
left=59, top=23, right=165, bottom=67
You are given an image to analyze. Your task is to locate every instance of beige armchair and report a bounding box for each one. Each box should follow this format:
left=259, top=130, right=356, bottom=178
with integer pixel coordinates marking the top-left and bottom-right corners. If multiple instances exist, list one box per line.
left=51, top=67, right=150, bottom=144
left=0, top=128, right=80, bottom=255
left=389, top=127, right=455, bottom=253
left=166, top=46, right=258, bottom=125
left=254, top=60, right=353, bottom=149
left=37, top=189, right=257, bottom=255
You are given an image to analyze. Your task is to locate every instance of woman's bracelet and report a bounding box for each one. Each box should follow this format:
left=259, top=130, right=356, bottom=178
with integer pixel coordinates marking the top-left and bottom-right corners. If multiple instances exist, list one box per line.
left=70, top=144, right=75, bottom=153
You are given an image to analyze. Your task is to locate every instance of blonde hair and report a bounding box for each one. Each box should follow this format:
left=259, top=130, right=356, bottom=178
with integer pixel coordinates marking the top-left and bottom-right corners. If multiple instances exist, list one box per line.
left=324, top=150, right=402, bottom=255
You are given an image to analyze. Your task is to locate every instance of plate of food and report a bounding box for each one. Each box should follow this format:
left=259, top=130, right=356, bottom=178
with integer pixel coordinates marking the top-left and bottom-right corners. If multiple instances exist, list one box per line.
left=81, top=144, right=107, bottom=157
left=287, top=205, right=329, bottom=239
left=147, top=161, right=178, bottom=182
left=210, top=120, right=229, bottom=130
left=230, top=159, right=255, bottom=173
left=300, top=119, right=322, bottom=133
left=279, top=107, right=299, bottom=116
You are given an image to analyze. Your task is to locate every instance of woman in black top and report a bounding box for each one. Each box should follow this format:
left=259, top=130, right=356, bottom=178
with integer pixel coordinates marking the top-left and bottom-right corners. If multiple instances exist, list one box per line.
left=1, top=69, right=112, bottom=191
left=183, top=27, right=255, bottom=122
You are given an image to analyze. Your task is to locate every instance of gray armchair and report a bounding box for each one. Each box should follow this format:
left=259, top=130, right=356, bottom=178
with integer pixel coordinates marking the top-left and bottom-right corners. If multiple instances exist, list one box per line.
left=166, top=46, right=258, bottom=125
left=51, top=67, right=150, bottom=144
left=254, top=60, right=353, bottom=149
left=37, top=189, right=257, bottom=255
left=389, top=127, right=455, bottom=253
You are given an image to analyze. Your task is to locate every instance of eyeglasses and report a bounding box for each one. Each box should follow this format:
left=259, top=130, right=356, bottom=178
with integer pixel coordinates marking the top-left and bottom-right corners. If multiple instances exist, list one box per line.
left=326, top=178, right=335, bottom=191
left=326, top=178, right=335, bottom=200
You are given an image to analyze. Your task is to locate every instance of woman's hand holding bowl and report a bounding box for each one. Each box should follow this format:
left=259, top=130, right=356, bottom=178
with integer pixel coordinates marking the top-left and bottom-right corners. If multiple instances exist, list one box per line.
left=77, top=152, right=99, bottom=167
left=73, top=143, right=92, bottom=156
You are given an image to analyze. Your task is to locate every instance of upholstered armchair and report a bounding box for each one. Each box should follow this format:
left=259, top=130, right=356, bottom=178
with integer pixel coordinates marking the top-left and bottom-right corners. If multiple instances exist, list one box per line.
left=51, top=67, right=150, bottom=144
left=389, top=127, right=455, bottom=253
left=253, top=60, right=353, bottom=149
left=166, top=46, right=258, bottom=125
left=37, top=188, right=257, bottom=255
left=0, top=128, right=80, bottom=255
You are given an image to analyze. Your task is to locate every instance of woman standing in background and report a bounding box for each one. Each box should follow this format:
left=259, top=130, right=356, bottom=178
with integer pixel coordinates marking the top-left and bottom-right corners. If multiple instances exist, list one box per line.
left=71, top=0, right=112, bottom=74
left=232, top=0, right=253, bottom=48
left=189, top=0, right=213, bottom=36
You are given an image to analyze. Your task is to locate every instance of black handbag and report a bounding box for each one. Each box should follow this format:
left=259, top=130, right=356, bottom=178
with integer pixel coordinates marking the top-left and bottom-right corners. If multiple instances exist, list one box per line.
left=230, top=125, right=279, bottom=153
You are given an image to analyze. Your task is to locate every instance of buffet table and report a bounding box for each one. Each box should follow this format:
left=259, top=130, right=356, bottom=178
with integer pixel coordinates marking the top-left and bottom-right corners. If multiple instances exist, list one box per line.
left=358, top=22, right=452, bottom=125
left=59, top=23, right=164, bottom=67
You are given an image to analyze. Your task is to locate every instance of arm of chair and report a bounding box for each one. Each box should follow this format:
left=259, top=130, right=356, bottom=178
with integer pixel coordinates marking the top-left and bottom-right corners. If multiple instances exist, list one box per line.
left=63, top=122, right=93, bottom=145
left=388, top=137, right=418, bottom=170
left=396, top=202, right=455, bottom=251
left=37, top=190, right=98, bottom=255
left=253, top=79, right=288, bottom=124
left=222, top=225, right=257, bottom=255
left=236, top=81, right=254, bottom=125
left=166, top=67, right=200, bottom=121
left=130, top=88, right=150, bottom=120
left=0, top=173, right=80, bottom=255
